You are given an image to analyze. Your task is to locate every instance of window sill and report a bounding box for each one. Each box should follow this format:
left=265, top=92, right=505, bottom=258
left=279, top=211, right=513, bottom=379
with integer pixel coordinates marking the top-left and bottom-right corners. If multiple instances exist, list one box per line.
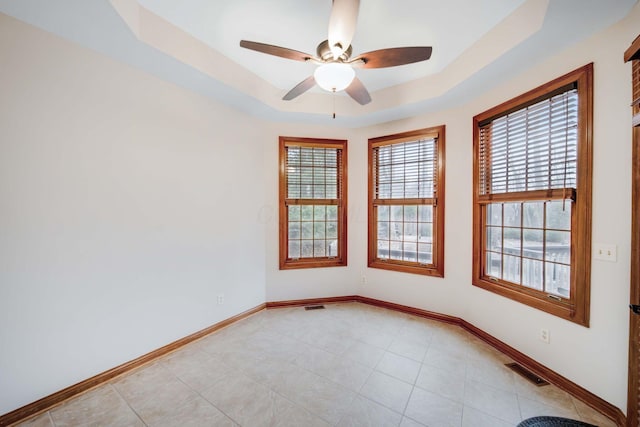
left=368, top=259, right=444, bottom=277
left=472, top=277, right=588, bottom=327
left=280, top=258, right=347, bottom=270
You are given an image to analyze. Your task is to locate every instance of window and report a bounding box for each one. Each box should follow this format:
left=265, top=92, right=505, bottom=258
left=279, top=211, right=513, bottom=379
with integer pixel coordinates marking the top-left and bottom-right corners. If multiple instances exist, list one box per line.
left=279, top=137, right=347, bottom=269
left=368, top=126, right=445, bottom=277
left=472, top=64, right=593, bottom=326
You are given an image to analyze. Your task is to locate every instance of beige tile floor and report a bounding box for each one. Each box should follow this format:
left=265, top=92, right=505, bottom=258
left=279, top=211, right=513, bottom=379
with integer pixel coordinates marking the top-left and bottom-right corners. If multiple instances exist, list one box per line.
left=19, top=303, right=616, bottom=427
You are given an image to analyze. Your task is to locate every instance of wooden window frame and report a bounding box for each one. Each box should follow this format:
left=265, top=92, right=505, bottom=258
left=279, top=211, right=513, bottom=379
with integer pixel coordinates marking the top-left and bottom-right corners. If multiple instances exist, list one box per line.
left=368, top=126, right=446, bottom=277
left=279, top=136, right=348, bottom=270
left=472, top=64, right=593, bottom=326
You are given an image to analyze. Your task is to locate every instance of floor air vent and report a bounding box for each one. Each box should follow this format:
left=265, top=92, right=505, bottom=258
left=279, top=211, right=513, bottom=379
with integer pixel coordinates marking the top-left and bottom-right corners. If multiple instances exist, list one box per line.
left=505, top=362, right=549, bottom=386
left=304, top=305, right=326, bottom=310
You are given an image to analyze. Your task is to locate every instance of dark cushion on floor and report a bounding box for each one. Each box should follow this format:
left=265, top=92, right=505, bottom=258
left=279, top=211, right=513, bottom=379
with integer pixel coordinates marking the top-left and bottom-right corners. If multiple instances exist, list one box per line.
left=517, top=416, right=597, bottom=427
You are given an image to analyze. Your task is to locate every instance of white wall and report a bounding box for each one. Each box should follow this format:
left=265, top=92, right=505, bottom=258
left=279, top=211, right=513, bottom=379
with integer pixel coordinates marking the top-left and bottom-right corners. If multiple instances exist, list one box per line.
left=0, top=14, right=267, bottom=415
left=350, top=111, right=471, bottom=320
left=263, top=122, right=361, bottom=301
left=349, top=3, right=639, bottom=413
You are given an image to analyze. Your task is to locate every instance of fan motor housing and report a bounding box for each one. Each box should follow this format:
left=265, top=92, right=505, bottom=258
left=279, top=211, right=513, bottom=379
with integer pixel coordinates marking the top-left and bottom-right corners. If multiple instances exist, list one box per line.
left=316, top=40, right=352, bottom=62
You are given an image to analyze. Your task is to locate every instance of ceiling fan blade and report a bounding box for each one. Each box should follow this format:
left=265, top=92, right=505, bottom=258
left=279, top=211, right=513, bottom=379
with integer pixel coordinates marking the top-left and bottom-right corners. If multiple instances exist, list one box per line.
left=328, top=0, right=360, bottom=59
left=350, top=46, right=433, bottom=69
left=240, top=40, right=315, bottom=62
left=283, top=76, right=316, bottom=101
left=345, top=77, right=371, bottom=105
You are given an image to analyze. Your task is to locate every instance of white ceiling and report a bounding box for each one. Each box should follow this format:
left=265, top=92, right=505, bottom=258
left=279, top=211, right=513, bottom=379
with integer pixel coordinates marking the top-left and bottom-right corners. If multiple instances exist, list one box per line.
left=135, top=0, right=526, bottom=92
left=0, top=0, right=637, bottom=127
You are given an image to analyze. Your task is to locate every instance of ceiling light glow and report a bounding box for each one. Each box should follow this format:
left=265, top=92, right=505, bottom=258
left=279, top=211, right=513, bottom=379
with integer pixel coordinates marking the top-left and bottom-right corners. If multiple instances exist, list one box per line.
left=314, top=63, right=355, bottom=92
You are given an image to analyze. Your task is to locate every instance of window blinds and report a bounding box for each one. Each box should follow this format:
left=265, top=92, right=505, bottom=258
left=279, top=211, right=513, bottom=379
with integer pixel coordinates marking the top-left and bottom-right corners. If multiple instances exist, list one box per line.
left=372, top=138, right=437, bottom=200
left=286, top=146, right=342, bottom=200
left=633, top=60, right=640, bottom=126
left=634, top=60, right=640, bottom=109
left=478, top=89, right=578, bottom=196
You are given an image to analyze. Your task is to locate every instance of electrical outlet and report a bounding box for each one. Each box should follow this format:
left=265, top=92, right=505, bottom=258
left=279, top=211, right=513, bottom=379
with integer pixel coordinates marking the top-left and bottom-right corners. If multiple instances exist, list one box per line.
left=217, top=294, right=224, bottom=305
left=593, top=243, right=617, bottom=262
left=361, top=275, right=367, bottom=284
left=539, top=328, right=550, bottom=344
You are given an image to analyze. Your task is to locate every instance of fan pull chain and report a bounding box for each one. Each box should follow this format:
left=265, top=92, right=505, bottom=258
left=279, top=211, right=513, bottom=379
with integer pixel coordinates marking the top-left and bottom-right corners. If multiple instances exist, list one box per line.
left=332, top=89, right=336, bottom=119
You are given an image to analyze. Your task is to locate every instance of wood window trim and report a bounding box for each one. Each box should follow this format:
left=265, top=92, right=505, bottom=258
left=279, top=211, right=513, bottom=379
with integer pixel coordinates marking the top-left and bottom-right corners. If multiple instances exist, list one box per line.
left=472, top=64, right=593, bottom=326
left=279, top=136, right=348, bottom=270
left=368, top=126, right=446, bottom=277
left=624, top=34, right=640, bottom=62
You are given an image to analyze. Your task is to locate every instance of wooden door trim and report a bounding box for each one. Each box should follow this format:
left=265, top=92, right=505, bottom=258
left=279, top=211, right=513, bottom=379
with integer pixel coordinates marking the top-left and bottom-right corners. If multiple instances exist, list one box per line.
left=629, top=125, right=640, bottom=427
left=626, top=36, right=640, bottom=427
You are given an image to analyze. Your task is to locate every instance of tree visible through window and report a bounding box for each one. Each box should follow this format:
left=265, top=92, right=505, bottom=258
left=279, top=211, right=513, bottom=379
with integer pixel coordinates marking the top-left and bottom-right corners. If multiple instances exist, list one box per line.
left=473, top=64, right=593, bottom=325
left=368, top=126, right=445, bottom=277
left=279, top=137, right=347, bottom=269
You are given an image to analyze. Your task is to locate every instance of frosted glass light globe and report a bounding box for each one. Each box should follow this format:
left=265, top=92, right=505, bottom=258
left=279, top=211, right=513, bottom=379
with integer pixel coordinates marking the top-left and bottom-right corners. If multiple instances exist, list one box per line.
left=314, top=63, right=356, bottom=92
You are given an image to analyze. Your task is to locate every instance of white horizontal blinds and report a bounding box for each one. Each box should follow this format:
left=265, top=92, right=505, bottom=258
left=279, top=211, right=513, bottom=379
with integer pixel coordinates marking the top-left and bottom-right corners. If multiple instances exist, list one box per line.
left=286, top=146, right=340, bottom=199
left=479, top=88, right=578, bottom=196
left=373, top=137, right=437, bottom=200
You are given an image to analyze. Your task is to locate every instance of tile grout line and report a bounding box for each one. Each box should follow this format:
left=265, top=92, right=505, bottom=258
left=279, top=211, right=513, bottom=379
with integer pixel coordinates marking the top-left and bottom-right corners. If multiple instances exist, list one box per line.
left=236, top=314, right=355, bottom=426
left=45, top=411, right=56, bottom=427
left=192, top=384, right=241, bottom=427
left=108, top=383, right=149, bottom=427
left=514, top=393, right=525, bottom=425
left=459, top=362, right=468, bottom=426
left=161, top=359, right=237, bottom=425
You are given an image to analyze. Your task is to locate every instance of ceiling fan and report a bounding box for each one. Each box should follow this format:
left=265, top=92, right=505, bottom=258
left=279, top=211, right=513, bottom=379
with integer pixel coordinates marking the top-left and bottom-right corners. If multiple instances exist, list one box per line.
left=239, top=0, right=432, bottom=105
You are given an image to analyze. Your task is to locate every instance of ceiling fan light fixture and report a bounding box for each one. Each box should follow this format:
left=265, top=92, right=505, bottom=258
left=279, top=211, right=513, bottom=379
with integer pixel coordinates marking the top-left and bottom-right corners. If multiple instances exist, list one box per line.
left=314, top=63, right=355, bottom=92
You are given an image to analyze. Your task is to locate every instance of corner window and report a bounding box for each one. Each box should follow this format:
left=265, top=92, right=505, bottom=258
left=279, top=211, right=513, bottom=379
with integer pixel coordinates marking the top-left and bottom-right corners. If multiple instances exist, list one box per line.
left=472, top=64, right=593, bottom=325
left=368, top=126, right=445, bottom=277
left=279, top=137, right=347, bottom=269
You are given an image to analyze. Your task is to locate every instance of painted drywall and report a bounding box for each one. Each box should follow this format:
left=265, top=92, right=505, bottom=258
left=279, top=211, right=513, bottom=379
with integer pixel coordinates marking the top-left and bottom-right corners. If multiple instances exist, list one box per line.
left=263, top=122, right=361, bottom=302
left=348, top=110, right=472, bottom=322
left=0, top=14, right=267, bottom=414
left=350, top=3, right=639, bottom=413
